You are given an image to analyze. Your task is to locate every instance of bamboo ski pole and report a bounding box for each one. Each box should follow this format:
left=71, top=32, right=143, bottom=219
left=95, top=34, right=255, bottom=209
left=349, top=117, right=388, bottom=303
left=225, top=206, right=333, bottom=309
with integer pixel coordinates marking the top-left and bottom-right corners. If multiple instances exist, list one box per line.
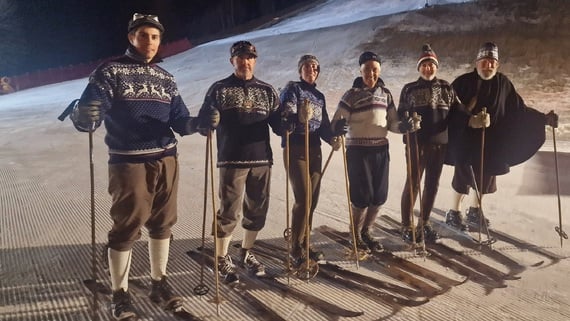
left=284, top=130, right=292, bottom=284
left=411, top=113, right=427, bottom=255
left=194, top=132, right=210, bottom=297
left=341, top=135, right=360, bottom=269
left=208, top=131, right=223, bottom=316
left=552, top=126, right=568, bottom=246
left=473, top=107, right=493, bottom=246
left=404, top=112, right=417, bottom=246
left=88, top=122, right=98, bottom=321
left=303, top=100, right=312, bottom=280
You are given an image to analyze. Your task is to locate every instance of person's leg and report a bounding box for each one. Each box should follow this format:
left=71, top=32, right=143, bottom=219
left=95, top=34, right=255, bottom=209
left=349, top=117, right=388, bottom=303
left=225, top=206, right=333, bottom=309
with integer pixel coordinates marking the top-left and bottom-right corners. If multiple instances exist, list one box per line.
left=215, top=167, right=248, bottom=283
left=419, top=144, right=443, bottom=221
left=285, top=145, right=309, bottom=259
left=400, top=142, right=419, bottom=228
left=446, top=164, right=471, bottom=230
left=240, top=165, right=271, bottom=275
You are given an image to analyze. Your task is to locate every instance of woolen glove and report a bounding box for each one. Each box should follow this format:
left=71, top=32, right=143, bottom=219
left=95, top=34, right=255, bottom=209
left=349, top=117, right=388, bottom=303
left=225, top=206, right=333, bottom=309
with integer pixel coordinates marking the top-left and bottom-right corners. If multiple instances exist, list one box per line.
left=281, top=113, right=298, bottom=133
left=545, top=110, right=559, bottom=128
left=298, top=99, right=314, bottom=124
left=77, top=100, right=102, bottom=123
left=330, top=136, right=342, bottom=151
left=209, top=108, right=220, bottom=129
left=468, top=110, right=490, bottom=128
left=333, top=118, right=348, bottom=136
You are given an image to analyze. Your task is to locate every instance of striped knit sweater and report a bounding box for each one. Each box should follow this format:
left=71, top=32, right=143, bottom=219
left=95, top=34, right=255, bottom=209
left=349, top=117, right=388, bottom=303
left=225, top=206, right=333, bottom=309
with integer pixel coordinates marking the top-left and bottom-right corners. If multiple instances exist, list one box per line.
left=333, top=80, right=400, bottom=147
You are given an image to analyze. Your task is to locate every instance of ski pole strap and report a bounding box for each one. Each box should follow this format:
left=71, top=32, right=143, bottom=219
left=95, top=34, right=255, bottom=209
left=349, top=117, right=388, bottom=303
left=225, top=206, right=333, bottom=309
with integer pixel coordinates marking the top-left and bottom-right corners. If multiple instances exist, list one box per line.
left=58, top=99, right=80, bottom=121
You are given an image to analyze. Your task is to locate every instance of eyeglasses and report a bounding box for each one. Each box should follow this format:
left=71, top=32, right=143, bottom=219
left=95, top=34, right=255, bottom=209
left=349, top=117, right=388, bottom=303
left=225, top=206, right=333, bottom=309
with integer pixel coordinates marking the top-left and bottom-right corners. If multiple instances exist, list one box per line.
left=132, top=13, right=160, bottom=23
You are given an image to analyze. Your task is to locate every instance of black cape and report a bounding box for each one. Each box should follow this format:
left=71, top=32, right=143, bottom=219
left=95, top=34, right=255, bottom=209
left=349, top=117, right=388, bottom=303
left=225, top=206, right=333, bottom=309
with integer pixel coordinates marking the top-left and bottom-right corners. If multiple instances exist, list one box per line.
left=446, top=70, right=546, bottom=176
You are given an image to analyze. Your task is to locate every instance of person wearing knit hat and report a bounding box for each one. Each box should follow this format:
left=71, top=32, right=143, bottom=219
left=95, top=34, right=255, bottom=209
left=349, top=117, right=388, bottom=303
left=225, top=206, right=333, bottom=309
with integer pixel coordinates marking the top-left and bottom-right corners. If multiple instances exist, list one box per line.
left=69, top=12, right=219, bottom=320
left=398, top=43, right=468, bottom=244
left=279, top=54, right=340, bottom=266
left=330, top=51, right=416, bottom=252
left=445, top=42, right=559, bottom=234
left=417, top=43, right=439, bottom=70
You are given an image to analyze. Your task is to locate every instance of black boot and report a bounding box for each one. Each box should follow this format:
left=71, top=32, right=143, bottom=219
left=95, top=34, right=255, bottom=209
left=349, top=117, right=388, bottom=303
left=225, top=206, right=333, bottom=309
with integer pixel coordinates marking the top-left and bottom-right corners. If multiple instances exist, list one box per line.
left=111, top=289, right=137, bottom=320
left=240, top=248, right=266, bottom=277
left=217, top=254, right=239, bottom=284
left=361, top=230, right=383, bottom=252
left=466, top=207, right=490, bottom=228
left=149, top=276, right=183, bottom=310
left=445, top=209, right=467, bottom=231
left=419, top=222, right=440, bottom=243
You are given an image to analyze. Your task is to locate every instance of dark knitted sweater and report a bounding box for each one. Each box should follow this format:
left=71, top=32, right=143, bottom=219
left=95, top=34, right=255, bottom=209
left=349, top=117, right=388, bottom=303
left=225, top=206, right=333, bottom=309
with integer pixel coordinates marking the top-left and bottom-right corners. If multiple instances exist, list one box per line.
left=397, top=77, right=465, bottom=145
left=198, top=74, right=281, bottom=168
left=72, top=47, right=195, bottom=163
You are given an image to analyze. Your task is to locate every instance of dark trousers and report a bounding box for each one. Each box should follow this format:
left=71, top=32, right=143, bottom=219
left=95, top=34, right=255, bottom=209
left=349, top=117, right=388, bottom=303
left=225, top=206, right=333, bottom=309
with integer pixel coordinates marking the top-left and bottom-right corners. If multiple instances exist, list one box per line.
left=347, top=145, right=389, bottom=209
left=452, top=164, right=497, bottom=195
left=284, top=145, right=322, bottom=258
left=400, top=141, right=446, bottom=227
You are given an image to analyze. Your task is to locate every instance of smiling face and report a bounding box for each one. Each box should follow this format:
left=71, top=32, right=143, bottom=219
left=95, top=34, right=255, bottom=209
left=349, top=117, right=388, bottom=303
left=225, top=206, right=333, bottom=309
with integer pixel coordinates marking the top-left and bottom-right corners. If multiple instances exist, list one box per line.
left=419, top=60, right=438, bottom=81
left=476, top=57, right=499, bottom=80
left=360, top=60, right=381, bottom=88
left=128, top=25, right=161, bottom=62
left=300, top=60, right=319, bottom=84
left=231, top=54, right=256, bottom=80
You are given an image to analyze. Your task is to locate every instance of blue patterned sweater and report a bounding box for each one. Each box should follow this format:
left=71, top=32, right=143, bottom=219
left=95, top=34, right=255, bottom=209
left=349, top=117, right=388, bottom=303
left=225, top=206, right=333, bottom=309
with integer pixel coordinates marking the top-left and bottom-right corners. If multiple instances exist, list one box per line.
left=72, top=47, right=196, bottom=163
left=278, top=79, right=334, bottom=148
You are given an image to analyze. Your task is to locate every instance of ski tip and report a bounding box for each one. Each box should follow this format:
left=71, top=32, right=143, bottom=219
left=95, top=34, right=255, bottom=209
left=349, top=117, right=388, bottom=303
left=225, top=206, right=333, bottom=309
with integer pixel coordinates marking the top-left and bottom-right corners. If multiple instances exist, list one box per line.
left=530, top=260, right=545, bottom=267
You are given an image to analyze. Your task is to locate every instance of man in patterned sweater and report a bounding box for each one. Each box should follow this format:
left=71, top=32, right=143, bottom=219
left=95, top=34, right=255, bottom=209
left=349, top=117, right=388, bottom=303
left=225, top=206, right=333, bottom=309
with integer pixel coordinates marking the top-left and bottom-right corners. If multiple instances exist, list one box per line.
left=71, top=14, right=218, bottom=320
left=397, top=44, right=468, bottom=243
left=332, top=52, right=419, bottom=252
left=197, top=40, right=281, bottom=283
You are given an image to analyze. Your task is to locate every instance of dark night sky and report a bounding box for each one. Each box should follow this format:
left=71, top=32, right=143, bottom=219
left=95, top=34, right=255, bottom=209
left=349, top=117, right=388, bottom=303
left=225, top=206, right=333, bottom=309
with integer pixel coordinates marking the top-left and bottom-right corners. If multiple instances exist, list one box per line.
left=0, top=0, right=312, bottom=77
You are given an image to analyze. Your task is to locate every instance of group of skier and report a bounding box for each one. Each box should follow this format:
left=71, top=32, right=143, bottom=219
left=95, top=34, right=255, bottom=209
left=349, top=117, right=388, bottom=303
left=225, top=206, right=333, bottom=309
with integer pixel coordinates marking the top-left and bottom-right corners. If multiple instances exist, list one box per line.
left=68, top=13, right=559, bottom=320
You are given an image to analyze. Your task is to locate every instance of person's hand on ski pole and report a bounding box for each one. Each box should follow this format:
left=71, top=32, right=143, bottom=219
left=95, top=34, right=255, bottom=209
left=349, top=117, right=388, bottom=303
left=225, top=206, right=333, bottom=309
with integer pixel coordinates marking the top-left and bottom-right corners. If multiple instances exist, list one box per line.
left=209, top=108, right=220, bottom=129
left=545, top=110, right=559, bottom=128
left=330, top=136, right=342, bottom=151
left=469, top=109, right=490, bottom=128
left=281, top=113, right=298, bottom=133
left=299, top=99, right=313, bottom=124
left=333, top=118, right=348, bottom=136
left=399, top=112, right=422, bottom=133
left=77, top=100, right=102, bottom=124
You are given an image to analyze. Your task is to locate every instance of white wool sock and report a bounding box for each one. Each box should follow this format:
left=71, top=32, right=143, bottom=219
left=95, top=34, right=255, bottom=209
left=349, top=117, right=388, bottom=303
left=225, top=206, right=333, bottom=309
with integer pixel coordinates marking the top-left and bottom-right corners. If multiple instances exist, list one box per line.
left=108, top=248, right=132, bottom=292
left=450, top=191, right=465, bottom=211
left=469, top=189, right=482, bottom=208
left=216, top=235, right=232, bottom=257
left=241, top=230, right=258, bottom=250
left=149, top=238, right=170, bottom=281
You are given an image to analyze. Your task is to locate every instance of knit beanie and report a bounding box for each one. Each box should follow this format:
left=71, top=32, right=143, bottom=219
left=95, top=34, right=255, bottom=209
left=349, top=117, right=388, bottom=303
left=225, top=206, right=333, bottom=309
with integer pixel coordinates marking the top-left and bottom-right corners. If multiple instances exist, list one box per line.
left=358, top=51, right=381, bottom=66
left=128, top=13, right=164, bottom=34
left=417, top=44, right=439, bottom=70
left=476, top=42, right=499, bottom=61
left=298, top=54, right=320, bottom=73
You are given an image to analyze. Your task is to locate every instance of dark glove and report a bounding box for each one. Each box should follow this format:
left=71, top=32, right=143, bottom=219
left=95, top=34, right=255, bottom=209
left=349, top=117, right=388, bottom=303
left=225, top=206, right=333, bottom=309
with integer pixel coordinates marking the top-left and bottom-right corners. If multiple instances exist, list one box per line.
left=333, top=118, right=348, bottom=136
left=282, top=113, right=298, bottom=133
left=77, top=100, right=102, bottom=124
left=545, top=110, right=559, bottom=128
left=209, top=108, right=220, bottom=129
left=399, top=112, right=421, bottom=133
left=330, top=136, right=342, bottom=151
